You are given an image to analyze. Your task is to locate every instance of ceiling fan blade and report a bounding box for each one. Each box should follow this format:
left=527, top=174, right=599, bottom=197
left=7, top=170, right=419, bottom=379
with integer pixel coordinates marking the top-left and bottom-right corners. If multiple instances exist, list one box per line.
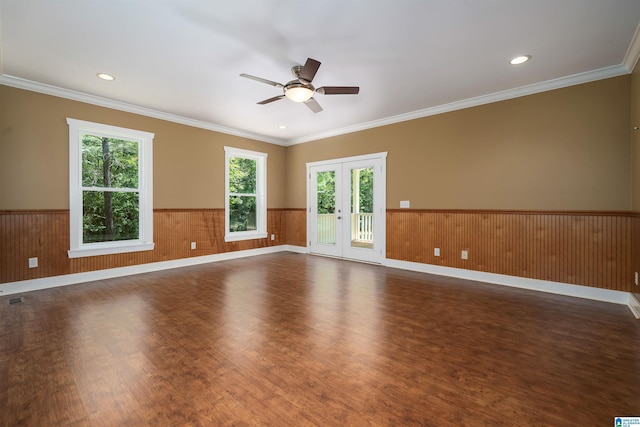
left=316, top=86, right=360, bottom=95
left=257, top=95, right=285, bottom=105
left=298, top=58, right=321, bottom=84
left=240, top=73, right=284, bottom=88
left=304, top=97, right=323, bottom=113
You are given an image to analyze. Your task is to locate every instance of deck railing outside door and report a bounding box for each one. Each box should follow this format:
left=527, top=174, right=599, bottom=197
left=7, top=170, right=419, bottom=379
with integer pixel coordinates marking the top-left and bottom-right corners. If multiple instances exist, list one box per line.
left=317, top=213, right=373, bottom=244
left=351, top=213, right=373, bottom=242
left=317, top=214, right=336, bottom=244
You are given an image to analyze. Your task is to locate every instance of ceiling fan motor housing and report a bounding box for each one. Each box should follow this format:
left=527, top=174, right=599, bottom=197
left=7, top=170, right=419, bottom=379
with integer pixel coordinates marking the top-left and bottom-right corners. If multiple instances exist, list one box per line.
left=291, top=65, right=304, bottom=77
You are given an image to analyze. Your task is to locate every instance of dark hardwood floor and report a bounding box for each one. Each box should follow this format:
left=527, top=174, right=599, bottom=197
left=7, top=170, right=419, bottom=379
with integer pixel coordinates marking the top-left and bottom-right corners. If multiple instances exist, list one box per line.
left=1, top=252, right=639, bottom=426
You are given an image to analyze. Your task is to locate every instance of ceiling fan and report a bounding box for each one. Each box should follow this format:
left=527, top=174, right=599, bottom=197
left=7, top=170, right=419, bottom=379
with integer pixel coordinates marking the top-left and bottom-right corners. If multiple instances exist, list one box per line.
left=240, top=58, right=359, bottom=113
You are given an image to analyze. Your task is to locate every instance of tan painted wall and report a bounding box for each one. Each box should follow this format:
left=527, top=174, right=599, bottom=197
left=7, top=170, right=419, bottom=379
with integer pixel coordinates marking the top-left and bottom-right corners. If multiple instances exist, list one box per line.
left=0, top=76, right=632, bottom=211
left=0, top=85, right=286, bottom=209
left=286, top=76, right=632, bottom=211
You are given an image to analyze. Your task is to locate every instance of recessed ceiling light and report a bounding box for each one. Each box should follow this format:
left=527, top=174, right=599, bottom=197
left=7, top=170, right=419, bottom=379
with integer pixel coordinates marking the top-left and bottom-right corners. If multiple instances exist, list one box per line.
left=97, top=73, right=115, bottom=81
left=278, top=125, right=287, bottom=129
left=509, top=55, right=531, bottom=65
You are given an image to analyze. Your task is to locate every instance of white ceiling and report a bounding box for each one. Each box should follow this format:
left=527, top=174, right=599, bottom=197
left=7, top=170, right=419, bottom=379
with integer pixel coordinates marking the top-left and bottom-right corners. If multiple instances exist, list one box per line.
left=2, top=0, right=640, bottom=146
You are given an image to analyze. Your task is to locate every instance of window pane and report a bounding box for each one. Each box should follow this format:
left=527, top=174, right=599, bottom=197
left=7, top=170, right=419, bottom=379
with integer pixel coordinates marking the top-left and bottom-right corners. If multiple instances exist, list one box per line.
left=229, top=195, right=256, bottom=232
left=229, top=157, right=256, bottom=194
left=82, top=135, right=139, bottom=188
left=83, top=191, right=139, bottom=243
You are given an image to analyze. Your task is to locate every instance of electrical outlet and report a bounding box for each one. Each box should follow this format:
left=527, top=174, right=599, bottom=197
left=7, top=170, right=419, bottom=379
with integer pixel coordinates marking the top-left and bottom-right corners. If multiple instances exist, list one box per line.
left=434, top=248, right=440, bottom=256
left=271, top=234, right=275, bottom=241
left=28, top=257, right=38, bottom=268
left=461, top=250, right=468, bottom=260
left=635, top=272, right=638, bottom=285
left=191, top=242, right=196, bottom=250
left=400, top=200, right=410, bottom=208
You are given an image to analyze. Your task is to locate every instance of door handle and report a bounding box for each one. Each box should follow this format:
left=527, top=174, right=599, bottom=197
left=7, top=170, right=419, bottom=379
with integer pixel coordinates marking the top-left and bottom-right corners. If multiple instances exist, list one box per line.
left=337, top=216, right=342, bottom=219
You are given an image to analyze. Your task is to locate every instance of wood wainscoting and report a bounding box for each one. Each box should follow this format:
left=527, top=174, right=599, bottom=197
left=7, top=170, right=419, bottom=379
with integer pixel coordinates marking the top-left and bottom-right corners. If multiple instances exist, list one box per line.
left=0, top=209, right=290, bottom=284
left=387, top=209, right=637, bottom=292
left=2, top=208, right=638, bottom=293
left=284, top=208, right=307, bottom=247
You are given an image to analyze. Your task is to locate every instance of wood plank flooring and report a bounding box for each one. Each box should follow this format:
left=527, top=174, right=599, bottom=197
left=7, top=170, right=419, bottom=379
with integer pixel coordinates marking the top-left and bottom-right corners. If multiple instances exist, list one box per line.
left=1, top=252, right=639, bottom=426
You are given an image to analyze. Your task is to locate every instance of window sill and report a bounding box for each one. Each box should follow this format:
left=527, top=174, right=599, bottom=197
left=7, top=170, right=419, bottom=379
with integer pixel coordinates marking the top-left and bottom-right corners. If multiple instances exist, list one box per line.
left=224, top=232, right=268, bottom=242
left=68, top=242, right=155, bottom=259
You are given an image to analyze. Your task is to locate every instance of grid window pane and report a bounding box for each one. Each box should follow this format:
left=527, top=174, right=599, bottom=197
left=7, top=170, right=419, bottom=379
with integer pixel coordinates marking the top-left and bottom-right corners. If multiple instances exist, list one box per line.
left=82, top=136, right=138, bottom=188
left=82, top=191, right=139, bottom=243
left=229, top=195, right=257, bottom=232
left=229, top=157, right=256, bottom=194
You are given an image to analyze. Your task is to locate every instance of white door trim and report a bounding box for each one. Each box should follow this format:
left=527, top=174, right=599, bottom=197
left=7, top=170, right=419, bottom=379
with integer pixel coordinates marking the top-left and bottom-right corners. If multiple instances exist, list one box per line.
left=306, top=151, right=388, bottom=168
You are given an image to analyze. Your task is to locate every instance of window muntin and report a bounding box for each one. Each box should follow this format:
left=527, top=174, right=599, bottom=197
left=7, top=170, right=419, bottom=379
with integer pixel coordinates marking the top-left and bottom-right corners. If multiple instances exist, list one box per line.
left=224, top=147, right=267, bottom=242
left=67, top=118, right=154, bottom=258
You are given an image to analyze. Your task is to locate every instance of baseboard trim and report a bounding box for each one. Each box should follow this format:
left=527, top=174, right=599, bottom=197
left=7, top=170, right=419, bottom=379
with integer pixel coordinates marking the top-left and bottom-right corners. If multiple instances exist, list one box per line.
left=283, top=244, right=309, bottom=254
left=0, top=246, right=289, bottom=296
left=628, top=294, right=640, bottom=319
left=383, top=258, right=631, bottom=306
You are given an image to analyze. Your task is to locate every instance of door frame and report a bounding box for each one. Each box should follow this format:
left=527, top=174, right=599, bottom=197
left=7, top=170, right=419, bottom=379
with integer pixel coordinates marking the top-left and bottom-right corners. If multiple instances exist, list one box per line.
left=306, top=152, right=387, bottom=263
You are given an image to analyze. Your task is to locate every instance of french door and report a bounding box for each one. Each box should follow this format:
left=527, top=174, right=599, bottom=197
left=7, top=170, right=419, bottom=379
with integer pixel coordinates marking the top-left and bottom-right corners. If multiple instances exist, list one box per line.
left=307, top=153, right=386, bottom=263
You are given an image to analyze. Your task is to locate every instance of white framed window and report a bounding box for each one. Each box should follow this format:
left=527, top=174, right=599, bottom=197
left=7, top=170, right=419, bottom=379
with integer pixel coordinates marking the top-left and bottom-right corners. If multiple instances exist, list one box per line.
left=67, top=118, right=154, bottom=258
left=224, top=146, right=267, bottom=242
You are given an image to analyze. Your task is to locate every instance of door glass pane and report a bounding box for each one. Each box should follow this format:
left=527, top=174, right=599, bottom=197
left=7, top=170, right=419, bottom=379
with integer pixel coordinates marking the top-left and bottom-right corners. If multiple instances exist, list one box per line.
left=350, top=166, right=374, bottom=249
left=316, top=171, right=336, bottom=244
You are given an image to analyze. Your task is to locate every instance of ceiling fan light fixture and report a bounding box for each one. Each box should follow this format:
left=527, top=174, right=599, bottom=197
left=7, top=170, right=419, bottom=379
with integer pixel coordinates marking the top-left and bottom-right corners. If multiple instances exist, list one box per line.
left=284, top=85, right=314, bottom=102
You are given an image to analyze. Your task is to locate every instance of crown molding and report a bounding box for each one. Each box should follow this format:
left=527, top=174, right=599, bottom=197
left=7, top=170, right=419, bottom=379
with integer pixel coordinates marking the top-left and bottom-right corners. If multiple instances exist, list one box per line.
left=623, top=21, right=640, bottom=72
left=286, top=64, right=630, bottom=145
left=0, top=74, right=288, bottom=146
left=1, top=62, right=630, bottom=148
